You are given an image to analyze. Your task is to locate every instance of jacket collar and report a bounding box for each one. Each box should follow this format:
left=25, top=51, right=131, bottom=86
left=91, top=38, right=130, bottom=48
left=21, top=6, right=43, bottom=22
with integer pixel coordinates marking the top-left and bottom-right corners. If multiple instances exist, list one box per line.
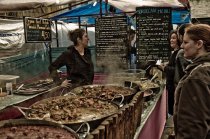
left=185, top=52, right=210, bottom=73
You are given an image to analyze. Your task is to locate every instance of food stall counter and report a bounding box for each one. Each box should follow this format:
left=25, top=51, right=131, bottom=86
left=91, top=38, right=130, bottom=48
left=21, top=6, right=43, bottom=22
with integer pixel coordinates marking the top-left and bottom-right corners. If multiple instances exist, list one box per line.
left=134, top=86, right=167, bottom=139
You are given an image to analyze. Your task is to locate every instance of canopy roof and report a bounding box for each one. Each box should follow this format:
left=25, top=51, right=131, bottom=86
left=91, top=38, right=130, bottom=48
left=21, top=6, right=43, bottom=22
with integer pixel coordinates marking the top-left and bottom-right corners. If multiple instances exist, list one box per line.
left=108, top=0, right=186, bottom=12
left=0, top=0, right=81, bottom=11
left=0, top=0, right=186, bottom=11
left=53, top=1, right=122, bottom=24
left=53, top=0, right=190, bottom=24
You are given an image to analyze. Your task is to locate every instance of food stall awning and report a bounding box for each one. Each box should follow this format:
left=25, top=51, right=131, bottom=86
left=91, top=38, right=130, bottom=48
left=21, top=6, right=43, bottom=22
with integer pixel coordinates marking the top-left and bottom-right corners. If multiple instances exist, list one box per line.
left=0, top=0, right=187, bottom=12
left=0, top=0, right=81, bottom=11
left=108, top=0, right=186, bottom=13
left=52, top=0, right=190, bottom=24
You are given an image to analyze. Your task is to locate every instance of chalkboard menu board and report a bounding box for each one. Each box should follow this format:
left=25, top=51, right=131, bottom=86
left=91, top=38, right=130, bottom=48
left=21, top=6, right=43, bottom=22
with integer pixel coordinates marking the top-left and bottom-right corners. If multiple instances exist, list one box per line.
left=24, top=17, right=52, bottom=43
left=136, top=7, right=172, bottom=63
left=95, top=16, right=128, bottom=69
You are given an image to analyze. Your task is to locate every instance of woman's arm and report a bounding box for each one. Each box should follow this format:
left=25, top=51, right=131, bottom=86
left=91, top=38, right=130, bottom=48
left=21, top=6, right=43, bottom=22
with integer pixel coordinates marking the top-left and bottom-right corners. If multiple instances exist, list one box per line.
left=48, top=51, right=69, bottom=83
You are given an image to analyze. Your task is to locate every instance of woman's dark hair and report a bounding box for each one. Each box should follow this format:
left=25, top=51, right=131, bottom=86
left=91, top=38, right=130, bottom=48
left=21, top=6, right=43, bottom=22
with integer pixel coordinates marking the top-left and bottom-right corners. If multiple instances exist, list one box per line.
left=169, top=30, right=180, bottom=46
left=185, top=24, right=210, bottom=52
left=178, top=23, right=192, bottom=36
left=68, top=28, right=85, bottom=45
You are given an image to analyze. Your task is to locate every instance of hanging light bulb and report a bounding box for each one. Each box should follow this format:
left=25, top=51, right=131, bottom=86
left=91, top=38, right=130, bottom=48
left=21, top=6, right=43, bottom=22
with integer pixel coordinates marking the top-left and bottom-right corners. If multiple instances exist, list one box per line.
left=93, top=1, right=97, bottom=6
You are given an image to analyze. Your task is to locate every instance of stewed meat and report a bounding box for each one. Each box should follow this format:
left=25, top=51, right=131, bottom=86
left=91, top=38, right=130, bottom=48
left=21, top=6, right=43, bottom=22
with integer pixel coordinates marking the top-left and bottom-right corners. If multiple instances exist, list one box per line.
left=0, top=125, right=77, bottom=139
left=27, top=96, right=118, bottom=124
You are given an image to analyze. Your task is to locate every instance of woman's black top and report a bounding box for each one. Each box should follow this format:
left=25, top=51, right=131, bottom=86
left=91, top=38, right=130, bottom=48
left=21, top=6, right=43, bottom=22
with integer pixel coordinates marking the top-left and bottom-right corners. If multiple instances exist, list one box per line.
left=48, top=46, right=94, bottom=86
left=164, top=49, right=179, bottom=88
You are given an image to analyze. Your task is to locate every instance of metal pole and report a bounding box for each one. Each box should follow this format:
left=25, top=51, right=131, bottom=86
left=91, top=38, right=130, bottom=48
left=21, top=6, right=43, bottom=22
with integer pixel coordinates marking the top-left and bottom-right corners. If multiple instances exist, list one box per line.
left=105, top=0, right=108, bottom=15
left=55, top=20, right=59, bottom=48
left=100, top=0, right=102, bottom=17
left=78, top=16, right=81, bottom=28
left=48, top=42, right=52, bottom=64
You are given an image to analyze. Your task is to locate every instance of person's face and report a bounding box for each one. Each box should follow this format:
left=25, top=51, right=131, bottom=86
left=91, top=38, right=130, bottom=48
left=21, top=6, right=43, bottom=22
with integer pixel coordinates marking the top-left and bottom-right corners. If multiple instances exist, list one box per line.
left=170, top=33, right=179, bottom=49
left=182, top=33, right=199, bottom=59
left=80, top=32, right=89, bottom=47
left=130, top=34, right=135, bottom=41
left=128, top=34, right=135, bottom=42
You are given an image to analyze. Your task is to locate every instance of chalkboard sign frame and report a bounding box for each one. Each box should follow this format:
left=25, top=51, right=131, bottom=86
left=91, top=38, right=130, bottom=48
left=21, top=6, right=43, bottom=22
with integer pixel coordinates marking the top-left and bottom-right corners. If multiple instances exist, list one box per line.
left=23, top=17, right=52, bottom=43
left=136, top=7, right=172, bottom=63
left=95, top=16, right=129, bottom=69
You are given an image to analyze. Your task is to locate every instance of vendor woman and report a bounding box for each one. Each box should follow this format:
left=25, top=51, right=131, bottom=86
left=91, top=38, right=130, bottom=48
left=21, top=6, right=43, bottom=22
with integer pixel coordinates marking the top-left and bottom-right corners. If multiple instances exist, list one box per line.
left=48, top=28, right=94, bottom=88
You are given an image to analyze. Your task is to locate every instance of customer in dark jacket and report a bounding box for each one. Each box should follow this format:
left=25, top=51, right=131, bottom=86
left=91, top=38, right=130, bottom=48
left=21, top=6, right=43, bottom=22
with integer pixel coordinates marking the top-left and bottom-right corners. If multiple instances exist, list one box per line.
left=158, top=30, right=181, bottom=115
left=174, top=24, right=210, bottom=139
left=48, top=28, right=94, bottom=88
left=173, top=24, right=192, bottom=87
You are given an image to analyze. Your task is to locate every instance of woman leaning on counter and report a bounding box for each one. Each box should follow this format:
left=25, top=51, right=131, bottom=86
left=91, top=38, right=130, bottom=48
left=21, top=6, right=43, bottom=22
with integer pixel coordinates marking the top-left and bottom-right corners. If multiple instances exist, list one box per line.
left=48, top=28, right=94, bottom=88
left=173, top=24, right=210, bottom=139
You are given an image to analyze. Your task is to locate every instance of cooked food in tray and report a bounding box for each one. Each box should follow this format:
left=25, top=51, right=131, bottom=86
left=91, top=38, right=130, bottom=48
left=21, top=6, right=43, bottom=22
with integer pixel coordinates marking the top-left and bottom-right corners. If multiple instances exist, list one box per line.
left=143, top=89, right=153, bottom=97
left=136, top=80, right=159, bottom=90
left=0, top=125, right=77, bottom=139
left=26, top=79, right=54, bottom=88
left=14, top=87, right=48, bottom=95
left=70, top=85, right=134, bottom=100
left=25, top=96, right=118, bottom=124
left=13, top=79, right=54, bottom=95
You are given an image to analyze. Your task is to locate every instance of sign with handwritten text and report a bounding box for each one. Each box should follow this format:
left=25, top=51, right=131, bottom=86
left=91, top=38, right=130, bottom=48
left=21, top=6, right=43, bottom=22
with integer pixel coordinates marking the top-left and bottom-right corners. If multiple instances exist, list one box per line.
left=95, top=16, right=128, bottom=68
left=136, top=7, right=172, bottom=62
left=24, top=17, right=52, bottom=43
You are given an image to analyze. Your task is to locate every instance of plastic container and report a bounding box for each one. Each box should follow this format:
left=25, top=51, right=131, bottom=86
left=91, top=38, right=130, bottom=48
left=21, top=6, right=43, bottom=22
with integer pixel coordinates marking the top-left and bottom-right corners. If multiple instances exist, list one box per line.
left=0, top=75, right=20, bottom=90
left=6, top=82, right=13, bottom=95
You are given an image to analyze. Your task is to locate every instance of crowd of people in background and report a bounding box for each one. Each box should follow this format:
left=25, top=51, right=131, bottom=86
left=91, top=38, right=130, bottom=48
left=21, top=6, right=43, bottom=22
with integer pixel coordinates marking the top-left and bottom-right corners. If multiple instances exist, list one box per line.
left=162, top=23, right=210, bottom=139
left=129, top=22, right=210, bottom=138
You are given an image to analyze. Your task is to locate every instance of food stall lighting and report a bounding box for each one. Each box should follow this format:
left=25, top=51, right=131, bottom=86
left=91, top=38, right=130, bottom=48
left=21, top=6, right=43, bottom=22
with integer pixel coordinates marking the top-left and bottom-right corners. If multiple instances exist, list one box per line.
left=56, top=0, right=60, bottom=4
left=93, top=1, right=97, bottom=6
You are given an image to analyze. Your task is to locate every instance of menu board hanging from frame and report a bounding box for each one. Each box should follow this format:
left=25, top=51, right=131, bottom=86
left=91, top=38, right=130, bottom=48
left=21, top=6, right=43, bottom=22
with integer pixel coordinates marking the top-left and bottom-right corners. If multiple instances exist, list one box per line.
left=136, top=7, right=172, bottom=63
left=95, top=16, right=128, bottom=70
left=24, top=17, right=52, bottom=43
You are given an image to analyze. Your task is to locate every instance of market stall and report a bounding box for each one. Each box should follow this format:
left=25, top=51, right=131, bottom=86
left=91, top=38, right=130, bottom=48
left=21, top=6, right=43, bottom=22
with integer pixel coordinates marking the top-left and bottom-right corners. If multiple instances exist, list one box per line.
left=0, top=1, right=189, bottom=139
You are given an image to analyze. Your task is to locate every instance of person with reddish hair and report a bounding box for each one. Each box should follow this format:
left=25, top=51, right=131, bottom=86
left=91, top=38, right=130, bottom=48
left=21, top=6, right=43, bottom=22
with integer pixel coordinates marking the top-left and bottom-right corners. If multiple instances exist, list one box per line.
left=174, top=24, right=210, bottom=139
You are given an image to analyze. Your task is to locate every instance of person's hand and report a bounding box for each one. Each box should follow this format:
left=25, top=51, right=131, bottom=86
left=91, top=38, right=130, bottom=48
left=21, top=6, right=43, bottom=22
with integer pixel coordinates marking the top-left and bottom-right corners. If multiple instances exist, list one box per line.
left=156, top=59, right=162, bottom=65
left=60, top=79, right=72, bottom=88
left=163, top=61, right=168, bottom=65
left=157, top=63, right=165, bottom=71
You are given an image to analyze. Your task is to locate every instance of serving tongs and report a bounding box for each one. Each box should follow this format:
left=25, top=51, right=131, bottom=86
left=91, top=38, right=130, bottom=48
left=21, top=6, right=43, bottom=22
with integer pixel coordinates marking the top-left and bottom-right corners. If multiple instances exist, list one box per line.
left=13, top=106, right=50, bottom=118
left=150, top=72, right=158, bottom=82
left=16, top=84, right=24, bottom=91
left=111, top=94, right=124, bottom=107
left=75, top=122, right=90, bottom=139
